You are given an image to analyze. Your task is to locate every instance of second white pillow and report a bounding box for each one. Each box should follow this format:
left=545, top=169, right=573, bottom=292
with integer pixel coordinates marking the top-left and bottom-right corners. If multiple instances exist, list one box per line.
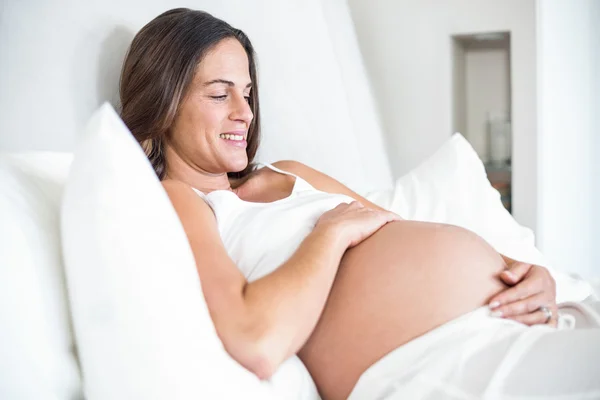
left=365, top=133, right=593, bottom=303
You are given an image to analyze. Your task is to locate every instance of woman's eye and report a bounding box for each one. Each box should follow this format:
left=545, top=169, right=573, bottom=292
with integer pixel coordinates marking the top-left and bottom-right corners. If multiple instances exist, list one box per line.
left=210, top=94, right=250, bottom=102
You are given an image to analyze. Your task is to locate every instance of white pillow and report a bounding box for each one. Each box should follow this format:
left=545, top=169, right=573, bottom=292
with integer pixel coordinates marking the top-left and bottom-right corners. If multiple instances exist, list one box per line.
left=365, top=133, right=594, bottom=303
left=61, top=103, right=317, bottom=399
left=0, top=153, right=81, bottom=399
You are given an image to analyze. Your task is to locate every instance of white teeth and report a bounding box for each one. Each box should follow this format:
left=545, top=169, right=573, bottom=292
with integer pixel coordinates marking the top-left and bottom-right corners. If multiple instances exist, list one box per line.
left=220, top=134, right=244, bottom=141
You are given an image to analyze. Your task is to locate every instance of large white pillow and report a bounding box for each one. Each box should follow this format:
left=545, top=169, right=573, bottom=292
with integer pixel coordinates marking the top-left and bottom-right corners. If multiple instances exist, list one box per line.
left=61, top=103, right=318, bottom=399
left=365, top=133, right=594, bottom=303
left=0, top=153, right=81, bottom=399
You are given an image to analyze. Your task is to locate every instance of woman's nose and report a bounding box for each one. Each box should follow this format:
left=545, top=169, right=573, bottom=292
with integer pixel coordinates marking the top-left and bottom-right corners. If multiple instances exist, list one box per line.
left=229, top=93, right=253, bottom=125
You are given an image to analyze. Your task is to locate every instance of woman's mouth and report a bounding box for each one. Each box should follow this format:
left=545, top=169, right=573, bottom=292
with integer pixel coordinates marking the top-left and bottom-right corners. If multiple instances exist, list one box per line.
left=219, top=133, right=247, bottom=148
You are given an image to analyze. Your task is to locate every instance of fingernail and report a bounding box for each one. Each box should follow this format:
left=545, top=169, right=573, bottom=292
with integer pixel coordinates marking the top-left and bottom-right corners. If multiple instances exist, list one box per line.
left=489, top=301, right=500, bottom=309
left=504, top=271, right=516, bottom=280
left=490, top=311, right=503, bottom=318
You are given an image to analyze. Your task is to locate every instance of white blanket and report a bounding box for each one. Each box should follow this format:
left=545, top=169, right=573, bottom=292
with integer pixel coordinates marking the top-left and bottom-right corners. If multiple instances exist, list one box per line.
left=348, top=300, right=600, bottom=400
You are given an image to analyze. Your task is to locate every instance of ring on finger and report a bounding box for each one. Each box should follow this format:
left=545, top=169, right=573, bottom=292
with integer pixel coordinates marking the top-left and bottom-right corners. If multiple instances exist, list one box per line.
left=538, top=306, right=552, bottom=324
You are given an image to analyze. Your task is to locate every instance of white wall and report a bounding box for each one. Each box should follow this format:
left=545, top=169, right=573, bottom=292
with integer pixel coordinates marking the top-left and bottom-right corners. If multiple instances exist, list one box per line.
left=0, top=0, right=394, bottom=192
left=347, top=0, right=539, bottom=233
left=595, top=1, right=600, bottom=278
left=464, top=46, right=511, bottom=162
left=537, top=0, right=600, bottom=279
left=452, top=41, right=467, bottom=137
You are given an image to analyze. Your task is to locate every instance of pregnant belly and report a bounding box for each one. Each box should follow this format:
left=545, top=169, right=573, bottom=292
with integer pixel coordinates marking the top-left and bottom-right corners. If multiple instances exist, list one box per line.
left=297, top=220, right=508, bottom=400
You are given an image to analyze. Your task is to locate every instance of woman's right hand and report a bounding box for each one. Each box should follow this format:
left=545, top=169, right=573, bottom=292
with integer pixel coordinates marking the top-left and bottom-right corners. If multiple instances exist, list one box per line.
left=315, top=201, right=402, bottom=248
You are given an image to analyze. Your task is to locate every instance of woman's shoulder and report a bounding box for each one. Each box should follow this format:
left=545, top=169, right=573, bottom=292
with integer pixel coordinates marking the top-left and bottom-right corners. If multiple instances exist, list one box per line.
left=269, top=160, right=319, bottom=181
left=270, top=160, right=389, bottom=212
left=161, top=178, right=201, bottom=195
left=160, top=179, right=215, bottom=218
left=270, top=159, right=306, bottom=172
left=270, top=160, right=334, bottom=191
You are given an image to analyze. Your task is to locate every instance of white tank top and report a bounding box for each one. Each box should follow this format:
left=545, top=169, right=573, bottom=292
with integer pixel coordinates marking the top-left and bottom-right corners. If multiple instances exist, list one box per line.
left=192, top=163, right=355, bottom=282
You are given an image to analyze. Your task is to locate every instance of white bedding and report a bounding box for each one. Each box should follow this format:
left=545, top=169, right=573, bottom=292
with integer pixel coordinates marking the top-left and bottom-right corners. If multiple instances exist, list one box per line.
left=347, top=133, right=600, bottom=399
left=3, top=132, right=597, bottom=400
left=348, top=300, right=600, bottom=400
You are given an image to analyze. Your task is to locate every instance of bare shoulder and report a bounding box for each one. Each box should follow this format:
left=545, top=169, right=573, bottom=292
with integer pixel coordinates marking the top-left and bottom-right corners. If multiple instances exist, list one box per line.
left=270, top=160, right=332, bottom=187
left=160, top=179, right=215, bottom=223
left=272, top=160, right=349, bottom=192
left=161, top=179, right=197, bottom=203
left=271, top=160, right=391, bottom=213
left=161, top=179, right=202, bottom=198
left=161, top=178, right=190, bottom=191
left=270, top=159, right=306, bottom=171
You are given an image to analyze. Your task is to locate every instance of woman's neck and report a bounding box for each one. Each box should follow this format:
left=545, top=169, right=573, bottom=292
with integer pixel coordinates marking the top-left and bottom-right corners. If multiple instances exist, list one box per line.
left=163, top=146, right=234, bottom=194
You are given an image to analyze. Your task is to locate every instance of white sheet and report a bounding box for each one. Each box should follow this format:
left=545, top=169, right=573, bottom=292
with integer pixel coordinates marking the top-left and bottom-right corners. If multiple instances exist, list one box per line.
left=348, top=301, right=600, bottom=400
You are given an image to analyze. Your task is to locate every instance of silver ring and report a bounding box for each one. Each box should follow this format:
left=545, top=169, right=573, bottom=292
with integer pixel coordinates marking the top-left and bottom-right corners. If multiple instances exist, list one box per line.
left=539, top=306, right=552, bottom=323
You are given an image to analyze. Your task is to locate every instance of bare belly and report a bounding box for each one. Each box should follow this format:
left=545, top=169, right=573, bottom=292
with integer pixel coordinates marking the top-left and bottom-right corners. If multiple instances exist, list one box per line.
left=297, top=220, right=508, bottom=400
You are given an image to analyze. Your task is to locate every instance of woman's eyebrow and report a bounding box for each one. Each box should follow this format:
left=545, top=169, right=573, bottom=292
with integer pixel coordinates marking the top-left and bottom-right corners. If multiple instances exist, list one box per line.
left=203, top=79, right=252, bottom=88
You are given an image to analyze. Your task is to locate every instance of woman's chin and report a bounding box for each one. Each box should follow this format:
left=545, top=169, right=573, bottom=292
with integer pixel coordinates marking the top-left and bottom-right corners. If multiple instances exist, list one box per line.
left=227, top=158, right=249, bottom=173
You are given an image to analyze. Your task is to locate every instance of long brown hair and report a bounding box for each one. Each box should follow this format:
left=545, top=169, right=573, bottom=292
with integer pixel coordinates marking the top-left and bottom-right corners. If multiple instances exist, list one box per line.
left=119, top=8, right=261, bottom=181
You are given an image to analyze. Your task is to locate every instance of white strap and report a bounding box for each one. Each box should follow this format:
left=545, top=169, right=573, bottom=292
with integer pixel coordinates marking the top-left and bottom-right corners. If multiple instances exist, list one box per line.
left=257, top=162, right=299, bottom=179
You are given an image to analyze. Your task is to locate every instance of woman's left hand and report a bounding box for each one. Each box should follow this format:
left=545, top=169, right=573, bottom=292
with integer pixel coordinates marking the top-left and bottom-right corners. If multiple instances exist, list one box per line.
left=488, top=261, right=558, bottom=327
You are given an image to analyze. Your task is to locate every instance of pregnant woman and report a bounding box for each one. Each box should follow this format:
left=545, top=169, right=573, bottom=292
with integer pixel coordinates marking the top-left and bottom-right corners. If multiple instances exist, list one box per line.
left=119, top=9, right=600, bottom=399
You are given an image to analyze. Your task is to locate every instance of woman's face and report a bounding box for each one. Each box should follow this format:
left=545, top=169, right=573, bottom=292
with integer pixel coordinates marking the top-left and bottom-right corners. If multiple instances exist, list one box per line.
left=168, top=38, right=253, bottom=174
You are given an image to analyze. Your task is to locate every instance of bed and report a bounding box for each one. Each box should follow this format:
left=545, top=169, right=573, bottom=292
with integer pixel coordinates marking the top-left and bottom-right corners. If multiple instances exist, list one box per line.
left=0, top=0, right=597, bottom=399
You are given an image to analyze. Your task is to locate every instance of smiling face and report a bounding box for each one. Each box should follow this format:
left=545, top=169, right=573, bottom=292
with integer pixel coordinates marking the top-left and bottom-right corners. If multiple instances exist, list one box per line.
left=166, top=38, right=254, bottom=175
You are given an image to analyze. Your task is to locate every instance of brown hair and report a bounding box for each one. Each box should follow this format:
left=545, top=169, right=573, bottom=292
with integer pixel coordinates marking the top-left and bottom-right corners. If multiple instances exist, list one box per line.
left=119, top=8, right=261, bottom=181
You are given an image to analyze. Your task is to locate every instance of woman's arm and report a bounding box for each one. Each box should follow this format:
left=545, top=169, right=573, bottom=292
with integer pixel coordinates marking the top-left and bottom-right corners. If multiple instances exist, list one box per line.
left=239, top=224, right=347, bottom=378
left=273, top=161, right=558, bottom=326
left=162, top=180, right=398, bottom=379
left=162, top=180, right=345, bottom=379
